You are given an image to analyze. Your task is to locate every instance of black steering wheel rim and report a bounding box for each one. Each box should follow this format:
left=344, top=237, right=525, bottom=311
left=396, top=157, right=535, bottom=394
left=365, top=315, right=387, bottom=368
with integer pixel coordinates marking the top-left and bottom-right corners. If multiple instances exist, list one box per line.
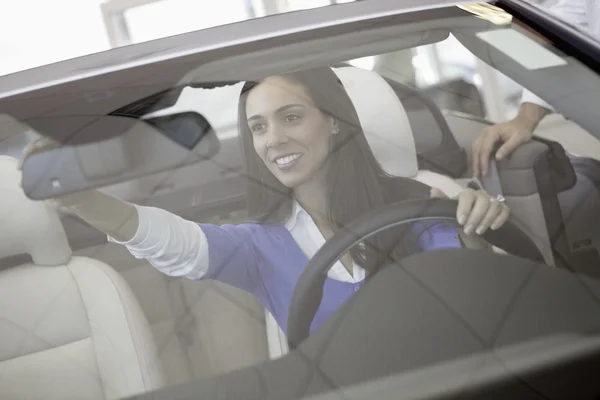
left=286, top=198, right=544, bottom=350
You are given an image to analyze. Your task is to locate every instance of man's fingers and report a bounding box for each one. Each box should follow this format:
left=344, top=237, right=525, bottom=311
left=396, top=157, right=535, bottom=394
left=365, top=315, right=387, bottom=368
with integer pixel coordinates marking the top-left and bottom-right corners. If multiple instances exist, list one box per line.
left=472, top=136, right=483, bottom=177
left=478, top=130, right=501, bottom=177
left=496, top=133, right=525, bottom=160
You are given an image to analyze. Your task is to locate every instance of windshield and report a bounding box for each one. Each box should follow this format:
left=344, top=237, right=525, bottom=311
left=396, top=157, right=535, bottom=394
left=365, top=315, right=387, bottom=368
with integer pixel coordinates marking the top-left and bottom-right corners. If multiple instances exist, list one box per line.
left=1, top=2, right=600, bottom=399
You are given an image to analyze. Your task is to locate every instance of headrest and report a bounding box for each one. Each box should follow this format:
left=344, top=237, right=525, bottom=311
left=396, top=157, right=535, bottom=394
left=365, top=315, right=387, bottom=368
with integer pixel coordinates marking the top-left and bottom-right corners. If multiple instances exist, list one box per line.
left=332, top=66, right=418, bottom=178
left=0, top=156, right=71, bottom=266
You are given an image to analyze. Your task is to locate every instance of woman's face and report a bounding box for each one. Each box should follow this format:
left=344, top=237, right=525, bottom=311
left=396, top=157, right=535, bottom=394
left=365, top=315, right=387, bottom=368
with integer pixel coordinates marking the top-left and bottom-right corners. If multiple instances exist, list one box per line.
left=245, top=76, right=337, bottom=189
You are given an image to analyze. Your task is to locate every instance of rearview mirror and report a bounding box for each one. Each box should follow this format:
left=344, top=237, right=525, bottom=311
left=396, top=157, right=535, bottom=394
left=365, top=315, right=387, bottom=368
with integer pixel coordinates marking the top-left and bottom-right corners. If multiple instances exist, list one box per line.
left=21, top=111, right=219, bottom=200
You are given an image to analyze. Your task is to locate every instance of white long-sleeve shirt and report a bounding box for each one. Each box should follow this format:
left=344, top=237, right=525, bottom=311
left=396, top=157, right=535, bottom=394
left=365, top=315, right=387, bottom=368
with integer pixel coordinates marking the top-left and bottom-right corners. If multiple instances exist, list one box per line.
left=108, top=201, right=365, bottom=283
left=521, top=0, right=600, bottom=109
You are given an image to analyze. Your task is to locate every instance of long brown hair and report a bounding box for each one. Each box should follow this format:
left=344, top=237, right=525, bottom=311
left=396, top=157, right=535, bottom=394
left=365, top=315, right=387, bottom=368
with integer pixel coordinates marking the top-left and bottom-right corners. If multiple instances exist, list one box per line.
left=238, top=67, right=430, bottom=274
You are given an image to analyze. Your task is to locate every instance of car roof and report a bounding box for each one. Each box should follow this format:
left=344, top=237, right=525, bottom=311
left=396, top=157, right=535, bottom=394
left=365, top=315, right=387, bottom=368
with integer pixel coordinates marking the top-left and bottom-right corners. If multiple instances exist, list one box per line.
left=0, top=0, right=480, bottom=147
left=0, top=0, right=467, bottom=99
left=4, top=0, right=600, bottom=147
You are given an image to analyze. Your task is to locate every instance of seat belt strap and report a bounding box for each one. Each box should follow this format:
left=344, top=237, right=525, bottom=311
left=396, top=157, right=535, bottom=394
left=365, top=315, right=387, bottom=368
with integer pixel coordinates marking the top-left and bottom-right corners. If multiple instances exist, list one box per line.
left=481, top=158, right=505, bottom=200
left=466, top=158, right=504, bottom=200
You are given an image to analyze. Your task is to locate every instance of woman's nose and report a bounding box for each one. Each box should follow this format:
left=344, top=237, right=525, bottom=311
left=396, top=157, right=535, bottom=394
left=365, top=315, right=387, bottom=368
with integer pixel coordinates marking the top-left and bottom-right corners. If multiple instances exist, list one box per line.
left=266, top=125, right=287, bottom=148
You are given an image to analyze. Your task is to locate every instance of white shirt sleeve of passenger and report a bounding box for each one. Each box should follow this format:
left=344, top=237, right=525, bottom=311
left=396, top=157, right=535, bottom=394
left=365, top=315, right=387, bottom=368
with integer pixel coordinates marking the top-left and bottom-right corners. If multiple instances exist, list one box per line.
left=107, top=204, right=209, bottom=279
left=519, top=0, right=589, bottom=112
left=520, top=89, right=555, bottom=111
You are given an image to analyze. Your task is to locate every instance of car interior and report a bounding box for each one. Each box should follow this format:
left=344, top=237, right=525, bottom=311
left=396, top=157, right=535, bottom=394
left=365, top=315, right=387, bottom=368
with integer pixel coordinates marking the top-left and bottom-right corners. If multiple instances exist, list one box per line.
left=3, top=2, right=600, bottom=398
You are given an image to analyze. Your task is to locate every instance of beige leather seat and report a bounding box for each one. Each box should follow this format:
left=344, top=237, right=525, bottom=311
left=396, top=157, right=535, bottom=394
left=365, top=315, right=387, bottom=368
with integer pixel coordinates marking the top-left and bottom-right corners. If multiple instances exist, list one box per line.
left=0, top=155, right=164, bottom=400
left=333, top=66, right=465, bottom=197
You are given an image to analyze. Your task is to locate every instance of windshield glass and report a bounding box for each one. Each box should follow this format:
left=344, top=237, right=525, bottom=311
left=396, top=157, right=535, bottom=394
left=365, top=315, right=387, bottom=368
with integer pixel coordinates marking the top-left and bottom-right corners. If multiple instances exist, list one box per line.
left=1, top=3, right=600, bottom=399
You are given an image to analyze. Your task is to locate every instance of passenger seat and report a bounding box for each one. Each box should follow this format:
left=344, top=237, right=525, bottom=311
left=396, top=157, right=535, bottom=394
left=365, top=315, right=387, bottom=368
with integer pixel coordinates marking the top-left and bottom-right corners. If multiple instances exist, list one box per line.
left=0, top=155, right=164, bottom=400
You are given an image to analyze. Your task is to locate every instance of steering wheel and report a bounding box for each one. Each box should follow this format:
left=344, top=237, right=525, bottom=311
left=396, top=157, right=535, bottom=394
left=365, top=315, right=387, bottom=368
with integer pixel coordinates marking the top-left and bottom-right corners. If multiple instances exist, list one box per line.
left=286, top=198, right=544, bottom=350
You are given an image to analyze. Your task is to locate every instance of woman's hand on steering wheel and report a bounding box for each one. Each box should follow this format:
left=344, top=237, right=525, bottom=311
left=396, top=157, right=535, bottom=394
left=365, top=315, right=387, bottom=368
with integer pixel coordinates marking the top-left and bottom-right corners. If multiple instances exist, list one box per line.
left=430, top=187, right=510, bottom=236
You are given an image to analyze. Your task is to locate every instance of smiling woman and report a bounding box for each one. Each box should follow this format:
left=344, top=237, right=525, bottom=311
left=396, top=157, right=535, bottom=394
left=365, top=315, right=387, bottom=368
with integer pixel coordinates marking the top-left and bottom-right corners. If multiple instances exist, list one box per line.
left=9, top=1, right=600, bottom=397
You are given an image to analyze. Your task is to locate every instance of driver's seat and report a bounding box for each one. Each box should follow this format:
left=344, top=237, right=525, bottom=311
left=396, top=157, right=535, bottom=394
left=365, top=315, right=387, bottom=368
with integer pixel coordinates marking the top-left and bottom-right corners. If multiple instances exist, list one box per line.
left=332, top=66, right=465, bottom=197
left=0, top=155, right=164, bottom=399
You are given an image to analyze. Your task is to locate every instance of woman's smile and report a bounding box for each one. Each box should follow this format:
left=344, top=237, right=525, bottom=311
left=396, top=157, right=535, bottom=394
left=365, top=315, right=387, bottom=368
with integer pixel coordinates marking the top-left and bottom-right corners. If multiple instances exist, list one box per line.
left=273, top=153, right=303, bottom=170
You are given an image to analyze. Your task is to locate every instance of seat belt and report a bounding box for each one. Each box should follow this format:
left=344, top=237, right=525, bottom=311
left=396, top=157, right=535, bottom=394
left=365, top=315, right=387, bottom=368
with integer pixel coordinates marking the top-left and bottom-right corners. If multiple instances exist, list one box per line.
left=465, top=158, right=506, bottom=254
left=467, top=158, right=504, bottom=201
left=481, top=158, right=505, bottom=201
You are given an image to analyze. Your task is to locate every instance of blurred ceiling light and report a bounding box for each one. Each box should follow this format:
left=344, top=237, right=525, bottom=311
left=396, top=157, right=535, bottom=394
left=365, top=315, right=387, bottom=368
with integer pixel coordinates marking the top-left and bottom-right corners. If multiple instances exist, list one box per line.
left=411, top=53, right=437, bottom=86
left=348, top=56, right=375, bottom=70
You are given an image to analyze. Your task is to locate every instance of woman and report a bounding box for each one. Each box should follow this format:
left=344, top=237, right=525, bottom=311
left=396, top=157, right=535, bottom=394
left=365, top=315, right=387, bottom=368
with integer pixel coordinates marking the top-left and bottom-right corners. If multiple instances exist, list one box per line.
left=20, top=67, right=509, bottom=336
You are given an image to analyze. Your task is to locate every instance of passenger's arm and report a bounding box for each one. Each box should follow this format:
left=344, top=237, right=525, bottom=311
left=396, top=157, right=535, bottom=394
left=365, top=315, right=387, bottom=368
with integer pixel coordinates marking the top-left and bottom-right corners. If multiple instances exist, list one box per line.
left=472, top=101, right=552, bottom=176
left=473, top=0, right=589, bottom=176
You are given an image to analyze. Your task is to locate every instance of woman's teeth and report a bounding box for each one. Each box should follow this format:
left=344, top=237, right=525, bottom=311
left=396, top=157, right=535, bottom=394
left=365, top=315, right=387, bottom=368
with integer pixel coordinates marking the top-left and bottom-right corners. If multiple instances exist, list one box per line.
left=275, top=154, right=301, bottom=166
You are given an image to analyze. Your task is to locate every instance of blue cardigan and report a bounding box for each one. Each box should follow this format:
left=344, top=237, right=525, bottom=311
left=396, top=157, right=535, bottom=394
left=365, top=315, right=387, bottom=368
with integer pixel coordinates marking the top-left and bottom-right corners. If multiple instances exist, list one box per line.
left=196, top=218, right=462, bottom=336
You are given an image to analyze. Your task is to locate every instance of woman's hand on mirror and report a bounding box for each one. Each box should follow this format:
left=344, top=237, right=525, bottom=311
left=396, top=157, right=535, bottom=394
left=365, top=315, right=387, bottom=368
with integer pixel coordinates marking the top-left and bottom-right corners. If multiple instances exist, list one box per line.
left=17, top=137, right=95, bottom=207
left=430, top=187, right=510, bottom=235
left=17, top=136, right=60, bottom=173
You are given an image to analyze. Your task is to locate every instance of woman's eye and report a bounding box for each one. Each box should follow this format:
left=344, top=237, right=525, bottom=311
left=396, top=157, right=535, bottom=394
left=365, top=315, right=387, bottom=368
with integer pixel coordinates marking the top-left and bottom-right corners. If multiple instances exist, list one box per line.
left=284, top=114, right=301, bottom=123
left=250, top=123, right=266, bottom=134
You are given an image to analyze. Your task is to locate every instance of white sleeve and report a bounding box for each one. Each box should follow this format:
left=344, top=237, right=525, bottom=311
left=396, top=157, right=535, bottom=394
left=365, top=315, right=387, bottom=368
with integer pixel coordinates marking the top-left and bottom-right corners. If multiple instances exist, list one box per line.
left=520, top=89, right=555, bottom=111
left=519, top=0, right=589, bottom=112
left=108, top=204, right=209, bottom=279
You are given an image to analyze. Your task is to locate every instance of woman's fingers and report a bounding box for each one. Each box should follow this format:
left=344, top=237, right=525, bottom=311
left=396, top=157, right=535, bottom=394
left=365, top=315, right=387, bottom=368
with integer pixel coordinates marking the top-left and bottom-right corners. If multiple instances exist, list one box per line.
left=18, top=137, right=59, bottom=170
left=474, top=199, right=501, bottom=235
left=18, top=141, right=37, bottom=170
left=457, top=189, right=510, bottom=235
left=456, top=188, right=476, bottom=226
left=462, top=191, right=490, bottom=235
left=430, top=187, right=447, bottom=198
left=491, top=203, right=510, bottom=231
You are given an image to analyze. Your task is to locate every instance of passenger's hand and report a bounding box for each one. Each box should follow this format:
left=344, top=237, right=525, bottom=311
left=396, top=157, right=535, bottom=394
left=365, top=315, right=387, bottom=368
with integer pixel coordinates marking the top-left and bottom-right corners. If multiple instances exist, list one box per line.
left=472, top=118, right=534, bottom=177
left=472, top=102, right=551, bottom=177
left=430, top=187, right=510, bottom=235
